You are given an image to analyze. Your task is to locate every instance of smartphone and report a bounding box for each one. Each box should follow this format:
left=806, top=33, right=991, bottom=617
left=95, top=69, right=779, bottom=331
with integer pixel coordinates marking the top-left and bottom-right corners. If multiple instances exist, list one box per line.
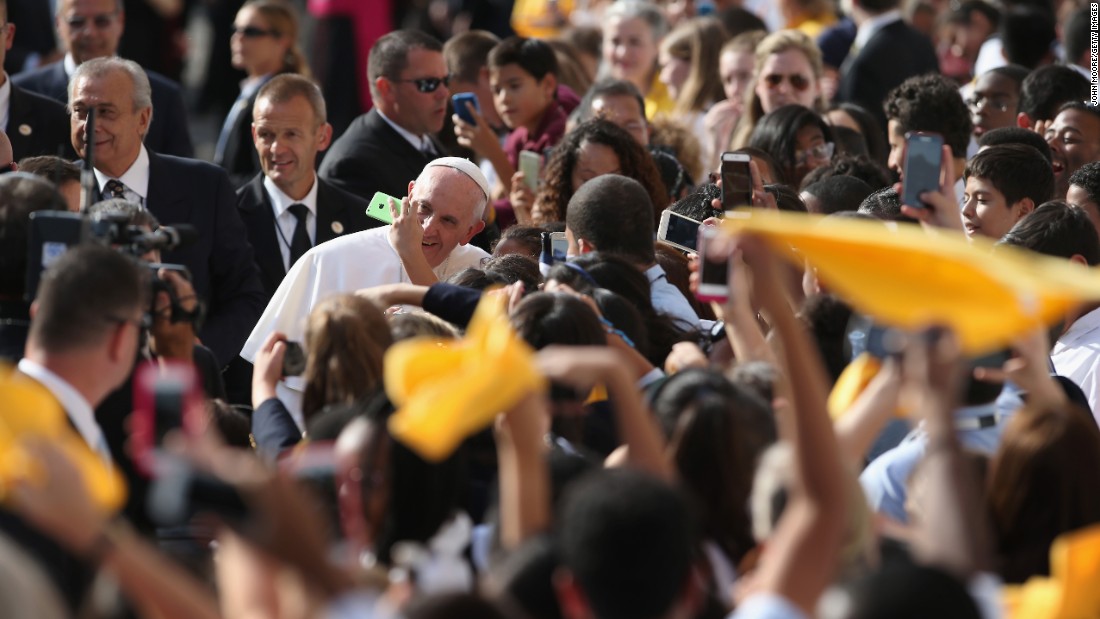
left=657, top=210, right=701, bottom=254
left=132, top=361, right=203, bottom=476
left=720, top=152, right=753, bottom=209
left=901, top=132, right=944, bottom=209
left=548, top=231, right=568, bottom=262
left=366, top=191, right=399, bottom=224
left=452, top=92, right=479, bottom=126
left=696, top=227, right=730, bottom=303
left=519, top=150, right=541, bottom=192
left=282, top=340, right=306, bottom=376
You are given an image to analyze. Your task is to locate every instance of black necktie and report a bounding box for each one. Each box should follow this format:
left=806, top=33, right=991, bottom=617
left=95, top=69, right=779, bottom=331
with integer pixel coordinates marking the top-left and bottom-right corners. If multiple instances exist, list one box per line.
left=287, top=203, right=312, bottom=266
left=105, top=179, right=127, bottom=199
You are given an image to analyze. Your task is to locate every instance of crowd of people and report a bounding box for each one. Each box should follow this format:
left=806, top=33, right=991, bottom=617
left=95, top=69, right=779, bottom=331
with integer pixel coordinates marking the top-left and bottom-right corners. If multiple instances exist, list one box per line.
left=0, top=0, right=1099, bottom=617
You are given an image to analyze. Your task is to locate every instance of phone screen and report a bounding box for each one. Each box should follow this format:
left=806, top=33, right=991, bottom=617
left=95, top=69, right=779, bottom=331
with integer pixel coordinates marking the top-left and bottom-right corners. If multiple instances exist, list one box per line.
left=902, top=133, right=943, bottom=208
left=550, top=232, right=568, bottom=261
left=696, top=229, right=730, bottom=302
left=519, top=151, right=540, bottom=192
left=661, top=213, right=700, bottom=252
left=721, top=157, right=753, bottom=209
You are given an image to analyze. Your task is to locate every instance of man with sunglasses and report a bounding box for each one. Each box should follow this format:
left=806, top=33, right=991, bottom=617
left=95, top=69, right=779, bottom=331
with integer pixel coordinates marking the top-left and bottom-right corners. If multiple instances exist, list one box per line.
left=836, top=0, right=938, bottom=132
left=319, top=30, right=452, bottom=202
left=13, top=0, right=193, bottom=158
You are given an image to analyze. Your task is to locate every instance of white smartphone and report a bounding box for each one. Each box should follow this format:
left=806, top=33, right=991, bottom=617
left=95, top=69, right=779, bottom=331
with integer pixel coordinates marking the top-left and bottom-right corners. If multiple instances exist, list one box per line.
left=657, top=210, right=701, bottom=254
left=519, top=150, right=541, bottom=192
left=696, top=226, right=730, bottom=303
left=720, top=152, right=753, bottom=209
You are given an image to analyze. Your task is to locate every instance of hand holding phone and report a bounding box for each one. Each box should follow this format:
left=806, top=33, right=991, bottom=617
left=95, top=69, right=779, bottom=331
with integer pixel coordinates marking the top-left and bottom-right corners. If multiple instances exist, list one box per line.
left=519, top=150, right=541, bottom=193
left=901, top=132, right=944, bottom=210
left=366, top=192, right=399, bottom=224
left=452, top=93, right=479, bottom=126
left=132, top=361, right=203, bottom=476
left=282, top=341, right=306, bottom=376
left=657, top=210, right=701, bottom=254
left=720, top=152, right=753, bottom=210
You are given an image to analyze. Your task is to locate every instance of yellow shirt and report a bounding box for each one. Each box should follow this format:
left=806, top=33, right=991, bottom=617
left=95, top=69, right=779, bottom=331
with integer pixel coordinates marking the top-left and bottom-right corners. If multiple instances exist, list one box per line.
left=788, top=13, right=838, bottom=40
left=644, top=75, right=676, bottom=119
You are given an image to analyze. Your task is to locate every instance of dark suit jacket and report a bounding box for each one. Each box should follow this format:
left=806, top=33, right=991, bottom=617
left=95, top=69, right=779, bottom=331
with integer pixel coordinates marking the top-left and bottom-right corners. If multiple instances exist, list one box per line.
left=215, top=87, right=263, bottom=189
left=13, top=61, right=195, bottom=158
left=129, top=151, right=266, bottom=366
left=236, top=173, right=382, bottom=302
left=4, top=0, right=56, bottom=75
left=251, top=396, right=303, bottom=462
left=836, top=19, right=939, bottom=133
left=318, top=108, right=437, bottom=200
left=9, top=83, right=75, bottom=160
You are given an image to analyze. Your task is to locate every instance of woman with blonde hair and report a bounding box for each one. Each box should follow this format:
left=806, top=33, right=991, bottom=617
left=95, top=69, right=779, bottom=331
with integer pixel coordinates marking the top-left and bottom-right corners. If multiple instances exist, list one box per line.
left=730, top=30, right=826, bottom=150
left=215, top=0, right=312, bottom=185
left=657, top=16, right=729, bottom=174
left=600, top=0, right=674, bottom=118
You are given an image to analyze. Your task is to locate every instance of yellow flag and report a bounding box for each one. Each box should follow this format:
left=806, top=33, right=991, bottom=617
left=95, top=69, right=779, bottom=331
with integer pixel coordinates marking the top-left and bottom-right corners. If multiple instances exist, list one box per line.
left=0, top=367, right=126, bottom=511
left=722, top=210, right=1100, bottom=355
left=1003, top=523, right=1100, bottom=618
left=385, top=295, right=546, bottom=462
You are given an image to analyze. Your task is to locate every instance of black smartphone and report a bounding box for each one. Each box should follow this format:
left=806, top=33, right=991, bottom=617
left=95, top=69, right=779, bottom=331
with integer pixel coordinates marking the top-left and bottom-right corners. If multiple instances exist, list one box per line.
left=720, top=152, right=753, bottom=209
left=282, top=340, right=306, bottom=376
left=902, top=132, right=944, bottom=209
left=452, top=93, right=479, bottom=126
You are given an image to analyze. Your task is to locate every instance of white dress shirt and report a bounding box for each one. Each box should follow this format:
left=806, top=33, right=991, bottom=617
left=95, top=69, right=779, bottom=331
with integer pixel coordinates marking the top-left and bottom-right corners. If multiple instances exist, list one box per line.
left=264, top=175, right=319, bottom=270
left=0, top=73, right=12, bottom=133
left=378, top=109, right=436, bottom=154
left=17, top=358, right=112, bottom=463
left=1052, top=306, right=1100, bottom=423
left=94, top=144, right=151, bottom=207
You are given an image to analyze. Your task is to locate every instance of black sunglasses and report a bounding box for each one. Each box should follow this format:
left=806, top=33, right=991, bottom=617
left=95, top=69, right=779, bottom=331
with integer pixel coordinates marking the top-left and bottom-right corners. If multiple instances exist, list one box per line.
left=390, top=75, right=450, bottom=93
left=233, top=25, right=280, bottom=38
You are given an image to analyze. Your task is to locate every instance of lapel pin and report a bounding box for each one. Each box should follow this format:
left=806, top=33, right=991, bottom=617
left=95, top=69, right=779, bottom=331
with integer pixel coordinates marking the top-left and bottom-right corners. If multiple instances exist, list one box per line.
left=18, top=124, right=31, bottom=136
left=331, top=221, right=344, bottom=234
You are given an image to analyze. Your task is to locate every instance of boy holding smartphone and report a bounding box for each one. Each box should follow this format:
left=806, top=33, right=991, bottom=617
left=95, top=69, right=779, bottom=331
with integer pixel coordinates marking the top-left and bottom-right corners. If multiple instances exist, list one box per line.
left=453, top=37, right=566, bottom=229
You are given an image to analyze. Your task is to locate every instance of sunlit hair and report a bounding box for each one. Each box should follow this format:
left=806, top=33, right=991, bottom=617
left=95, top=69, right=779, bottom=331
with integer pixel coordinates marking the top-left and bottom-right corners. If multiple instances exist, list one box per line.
left=302, top=294, right=393, bottom=422
left=660, top=17, right=728, bottom=116
left=241, top=0, right=311, bottom=78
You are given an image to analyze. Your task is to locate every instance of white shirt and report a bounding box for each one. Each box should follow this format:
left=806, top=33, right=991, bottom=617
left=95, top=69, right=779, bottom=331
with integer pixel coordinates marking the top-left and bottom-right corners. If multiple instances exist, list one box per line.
left=264, top=174, right=319, bottom=270
left=853, top=9, right=902, bottom=52
left=94, top=144, right=151, bottom=207
left=17, top=358, right=111, bottom=463
left=1052, top=306, right=1100, bottom=423
left=240, top=226, right=489, bottom=427
left=378, top=109, right=435, bottom=154
left=63, top=52, right=78, bottom=78
left=645, top=263, right=704, bottom=332
left=0, top=73, right=12, bottom=133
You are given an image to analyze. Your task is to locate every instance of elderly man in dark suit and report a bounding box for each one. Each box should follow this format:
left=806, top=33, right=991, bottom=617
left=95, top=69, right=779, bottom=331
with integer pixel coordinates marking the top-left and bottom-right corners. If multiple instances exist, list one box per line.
left=17, top=0, right=193, bottom=158
left=318, top=29, right=449, bottom=201
left=836, top=0, right=938, bottom=133
left=69, top=56, right=264, bottom=367
left=237, top=74, right=380, bottom=303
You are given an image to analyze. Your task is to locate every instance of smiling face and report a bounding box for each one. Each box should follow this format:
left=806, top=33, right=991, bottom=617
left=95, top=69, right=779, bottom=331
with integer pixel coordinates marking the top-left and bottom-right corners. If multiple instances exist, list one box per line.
left=755, top=49, right=819, bottom=114
left=602, top=16, right=659, bottom=91
left=69, top=68, right=150, bottom=178
left=252, top=93, right=331, bottom=200
left=230, top=5, right=290, bottom=77
left=961, top=175, right=1030, bottom=240
left=570, top=141, right=621, bottom=192
left=1045, top=109, right=1100, bottom=199
left=58, top=0, right=124, bottom=64
left=408, top=167, right=486, bottom=268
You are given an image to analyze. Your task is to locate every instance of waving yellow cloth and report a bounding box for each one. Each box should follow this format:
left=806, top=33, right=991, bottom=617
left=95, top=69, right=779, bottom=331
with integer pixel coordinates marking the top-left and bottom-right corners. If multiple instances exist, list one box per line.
left=722, top=210, right=1100, bottom=355
left=1003, top=524, right=1100, bottom=618
left=0, top=367, right=126, bottom=511
left=384, top=295, right=546, bottom=462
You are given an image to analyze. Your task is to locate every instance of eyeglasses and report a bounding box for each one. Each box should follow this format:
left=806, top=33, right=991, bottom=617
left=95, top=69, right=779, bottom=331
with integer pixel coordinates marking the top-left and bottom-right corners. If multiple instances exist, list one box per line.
left=762, top=73, right=811, bottom=92
left=796, top=142, right=835, bottom=165
left=65, top=12, right=119, bottom=31
left=389, top=75, right=451, bottom=93
left=233, top=25, right=280, bottom=38
left=966, top=95, right=1013, bottom=112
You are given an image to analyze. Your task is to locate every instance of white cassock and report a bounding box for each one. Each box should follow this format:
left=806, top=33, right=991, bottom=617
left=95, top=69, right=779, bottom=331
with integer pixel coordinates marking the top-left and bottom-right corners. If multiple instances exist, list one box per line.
left=240, top=225, right=489, bottom=427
